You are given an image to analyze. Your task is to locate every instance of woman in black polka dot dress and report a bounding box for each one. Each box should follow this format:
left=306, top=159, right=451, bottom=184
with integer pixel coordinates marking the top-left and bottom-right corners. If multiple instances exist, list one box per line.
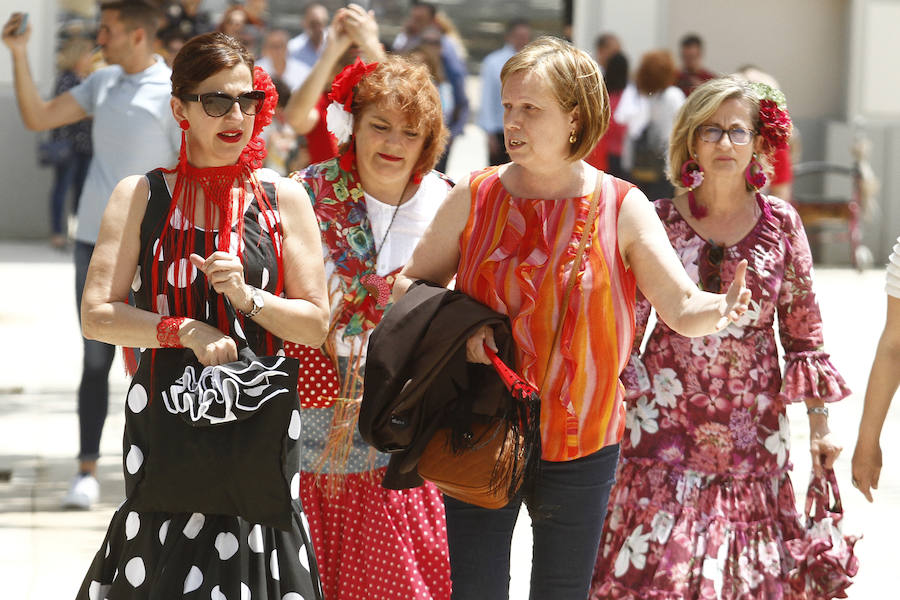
left=75, top=32, right=329, bottom=599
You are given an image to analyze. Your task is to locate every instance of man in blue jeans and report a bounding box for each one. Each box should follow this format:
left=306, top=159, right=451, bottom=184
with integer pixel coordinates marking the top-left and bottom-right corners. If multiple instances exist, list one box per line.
left=2, top=1, right=179, bottom=508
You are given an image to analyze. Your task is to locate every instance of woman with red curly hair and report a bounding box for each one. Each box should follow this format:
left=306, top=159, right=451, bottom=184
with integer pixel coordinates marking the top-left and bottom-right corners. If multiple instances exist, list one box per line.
left=282, top=49, right=453, bottom=598
left=76, top=32, right=329, bottom=599
left=590, top=77, right=851, bottom=598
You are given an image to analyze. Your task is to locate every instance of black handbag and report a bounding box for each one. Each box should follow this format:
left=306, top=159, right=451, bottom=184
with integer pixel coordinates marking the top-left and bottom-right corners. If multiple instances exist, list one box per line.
left=129, top=300, right=301, bottom=530
left=37, top=138, right=74, bottom=166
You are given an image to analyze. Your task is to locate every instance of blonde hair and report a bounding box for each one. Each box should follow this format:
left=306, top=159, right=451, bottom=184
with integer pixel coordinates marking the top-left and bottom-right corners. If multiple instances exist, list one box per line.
left=667, top=76, right=769, bottom=190
left=56, top=37, right=95, bottom=72
left=500, top=36, right=609, bottom=162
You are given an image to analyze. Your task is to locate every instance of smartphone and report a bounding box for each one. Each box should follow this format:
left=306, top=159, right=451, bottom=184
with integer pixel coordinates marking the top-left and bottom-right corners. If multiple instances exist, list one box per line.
left=350, top=0, right=371, bottom=10
left=15, top=13, right=28, bottom=36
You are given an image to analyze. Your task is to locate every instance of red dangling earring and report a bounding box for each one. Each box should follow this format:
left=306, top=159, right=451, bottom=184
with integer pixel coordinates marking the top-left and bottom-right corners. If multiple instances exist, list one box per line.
left=179, top=119, right=190, bottom=131
left=745, top=153, right=767, bottom=190
left=681, top=156, right=707, bottom=219
left=411, top=171, right=423, bottom=185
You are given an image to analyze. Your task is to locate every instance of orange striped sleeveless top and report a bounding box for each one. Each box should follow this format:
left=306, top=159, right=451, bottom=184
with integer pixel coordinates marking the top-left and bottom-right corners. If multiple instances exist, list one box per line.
left=457, top=166, right=636, bottom=461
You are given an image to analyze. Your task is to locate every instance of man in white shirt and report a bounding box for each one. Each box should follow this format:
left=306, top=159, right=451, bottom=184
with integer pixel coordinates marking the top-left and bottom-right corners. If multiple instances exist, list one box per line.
left=2, top=0, right=180, bottom=510
left=288, top=2, right=329, bottom=71
left=477, top=19, right=531, bottom=166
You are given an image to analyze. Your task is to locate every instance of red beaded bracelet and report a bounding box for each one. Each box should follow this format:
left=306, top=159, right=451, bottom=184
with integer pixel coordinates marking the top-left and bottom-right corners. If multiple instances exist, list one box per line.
left=157, top=317, right=186, bottom=348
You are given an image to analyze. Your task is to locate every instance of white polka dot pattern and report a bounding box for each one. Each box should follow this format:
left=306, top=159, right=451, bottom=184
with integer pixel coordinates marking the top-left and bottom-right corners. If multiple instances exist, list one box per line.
left=248, top=524, right=264, bottom=553
left=158, top=520, right=170, bottom=545
left=288, top=410, right=301, bottom=440
left=182, top=513, right=205, bottom=539
left=215, top=532, right=239, bottom=560
left=290, top=473, right=300, bottom=500
left=124, top=556, right=145, bottom=587
left=125, top=445, right=144, bottom=475
left=125, top=511, right=140, bottom=540
left=127, top=384, right=147, bottom=414
left=166, top=258, right=197, bottom=288
left=183, top=566, right=203, bottom=593
left=270, top=549, right=280, bottom=580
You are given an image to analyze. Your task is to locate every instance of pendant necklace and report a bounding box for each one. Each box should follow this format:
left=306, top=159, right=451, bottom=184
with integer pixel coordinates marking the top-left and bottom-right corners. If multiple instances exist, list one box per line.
left=360, top=197, right=403, bottom=307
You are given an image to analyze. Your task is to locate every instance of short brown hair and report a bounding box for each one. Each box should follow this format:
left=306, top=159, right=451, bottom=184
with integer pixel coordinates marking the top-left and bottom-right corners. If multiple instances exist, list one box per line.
left=500, top=36, right=609, bottom=162
left=100, top=0, right=164, bottom=38
left=171, top=32, right=255, bottom=98
left=348, top=55, right=449, bottom=178
left=667, top=76, right=773, bottom=190
left=635, top=50, right=677, bottom=95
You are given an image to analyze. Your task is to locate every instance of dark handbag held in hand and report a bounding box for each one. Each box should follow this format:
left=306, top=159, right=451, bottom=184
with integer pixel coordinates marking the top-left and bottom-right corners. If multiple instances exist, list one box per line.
left=129, top=299, right=301, bottom=530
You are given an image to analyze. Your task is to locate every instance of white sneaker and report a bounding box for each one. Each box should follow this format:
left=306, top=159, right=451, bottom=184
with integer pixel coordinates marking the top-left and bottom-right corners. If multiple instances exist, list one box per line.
left=62, top=474, right=100, bottom=509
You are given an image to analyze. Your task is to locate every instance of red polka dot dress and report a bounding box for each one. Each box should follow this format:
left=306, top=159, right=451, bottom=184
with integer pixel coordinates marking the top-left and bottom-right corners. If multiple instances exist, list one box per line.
left=284, top=159, right=453, bottom=600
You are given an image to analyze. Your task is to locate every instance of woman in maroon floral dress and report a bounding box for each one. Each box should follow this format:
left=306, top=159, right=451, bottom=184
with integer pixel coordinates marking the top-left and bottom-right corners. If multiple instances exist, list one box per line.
left=591, top=77, right=850, bottom=599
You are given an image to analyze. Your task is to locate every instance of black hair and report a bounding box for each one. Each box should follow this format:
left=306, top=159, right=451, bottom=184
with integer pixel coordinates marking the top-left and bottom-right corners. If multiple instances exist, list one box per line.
left=604, top=52, right=629, bottom=94
left=680, top=33, right=703, bottom=48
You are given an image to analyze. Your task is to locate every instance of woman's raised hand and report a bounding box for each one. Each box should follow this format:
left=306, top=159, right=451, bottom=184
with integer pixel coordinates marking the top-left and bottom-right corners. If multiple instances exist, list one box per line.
left=339, top=4, right=380, bottom=50
left=716, top=259, right=752, bottom=329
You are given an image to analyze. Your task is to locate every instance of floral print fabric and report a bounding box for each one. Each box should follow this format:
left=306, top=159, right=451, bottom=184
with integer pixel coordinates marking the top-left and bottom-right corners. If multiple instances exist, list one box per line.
left=591, top=196, right=850, bottom=599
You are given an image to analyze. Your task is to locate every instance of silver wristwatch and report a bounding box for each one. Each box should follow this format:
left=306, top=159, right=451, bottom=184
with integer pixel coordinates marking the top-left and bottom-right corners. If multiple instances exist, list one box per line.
left=240, top=286, right=265, bottom=318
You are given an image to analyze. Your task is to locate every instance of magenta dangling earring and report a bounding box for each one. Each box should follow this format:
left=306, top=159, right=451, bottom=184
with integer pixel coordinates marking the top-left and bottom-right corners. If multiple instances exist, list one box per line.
left=745, top=153, right=767, bottom=191
left=681, top=156, right=707, bottom=219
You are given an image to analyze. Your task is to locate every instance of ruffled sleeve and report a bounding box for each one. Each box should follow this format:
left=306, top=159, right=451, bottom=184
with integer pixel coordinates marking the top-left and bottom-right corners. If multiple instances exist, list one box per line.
left=774, top=201, right=851, bottom=403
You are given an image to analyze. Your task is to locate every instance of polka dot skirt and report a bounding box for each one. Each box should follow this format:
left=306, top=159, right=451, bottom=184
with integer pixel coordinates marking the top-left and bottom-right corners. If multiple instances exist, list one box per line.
left=300, top=469, right=452, bottom=600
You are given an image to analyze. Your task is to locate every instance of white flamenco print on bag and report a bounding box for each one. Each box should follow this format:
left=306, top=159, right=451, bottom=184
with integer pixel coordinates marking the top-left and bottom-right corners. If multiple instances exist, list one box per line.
left=162, top=357, right=293, bottom=425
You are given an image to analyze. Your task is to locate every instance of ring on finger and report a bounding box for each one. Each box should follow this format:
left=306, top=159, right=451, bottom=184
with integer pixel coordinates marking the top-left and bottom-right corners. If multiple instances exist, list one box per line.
left=851, top=478, right=859, bottom=488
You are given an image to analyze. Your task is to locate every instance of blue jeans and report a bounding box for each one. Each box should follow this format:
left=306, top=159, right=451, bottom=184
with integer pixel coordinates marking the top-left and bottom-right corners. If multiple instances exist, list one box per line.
left=49, top=152, right=90, bottom=235
left=443, top=443, right=620, bottom=600
left=74, top=241, right=116, bottom=462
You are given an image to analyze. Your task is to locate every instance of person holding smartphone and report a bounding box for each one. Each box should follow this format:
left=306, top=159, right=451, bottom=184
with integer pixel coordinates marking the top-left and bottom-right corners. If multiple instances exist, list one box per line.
left=2, top=1, right=181, bottom=510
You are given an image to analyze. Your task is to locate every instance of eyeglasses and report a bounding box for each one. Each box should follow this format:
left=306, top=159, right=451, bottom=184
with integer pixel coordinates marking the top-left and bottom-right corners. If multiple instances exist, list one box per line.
left=697, top=125, right=755, bottom=146
left=699, top=242, right=724, bottom=292
left=179, top=90, right=266, bottom=118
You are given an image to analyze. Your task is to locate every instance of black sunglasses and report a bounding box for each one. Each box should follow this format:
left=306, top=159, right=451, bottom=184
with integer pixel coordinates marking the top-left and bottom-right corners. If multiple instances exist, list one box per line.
left=179, top=90, right=266, bottom=118
left=699, top=242, right=724, bottom=292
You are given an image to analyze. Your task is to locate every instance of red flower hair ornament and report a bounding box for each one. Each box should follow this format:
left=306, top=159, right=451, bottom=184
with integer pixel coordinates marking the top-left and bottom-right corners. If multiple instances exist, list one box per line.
left=750, top=81, right=792, bottom=154
left=239, top=66, right=279, bottom=170
left=326, top=57, right=379, bottom=172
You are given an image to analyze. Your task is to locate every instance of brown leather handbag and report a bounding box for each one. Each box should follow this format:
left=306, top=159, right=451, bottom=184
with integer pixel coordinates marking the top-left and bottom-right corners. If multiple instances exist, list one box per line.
left=417, top=175, right=602, bottom=509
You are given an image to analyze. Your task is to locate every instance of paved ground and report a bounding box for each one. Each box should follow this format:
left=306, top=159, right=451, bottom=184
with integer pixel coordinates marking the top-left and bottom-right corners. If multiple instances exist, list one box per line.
left=2, top=124, right=898, bottom=597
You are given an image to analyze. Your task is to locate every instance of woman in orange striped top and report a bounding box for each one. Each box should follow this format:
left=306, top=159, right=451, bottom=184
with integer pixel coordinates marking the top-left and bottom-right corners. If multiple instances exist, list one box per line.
left=393, top=37, right=751, bottom=600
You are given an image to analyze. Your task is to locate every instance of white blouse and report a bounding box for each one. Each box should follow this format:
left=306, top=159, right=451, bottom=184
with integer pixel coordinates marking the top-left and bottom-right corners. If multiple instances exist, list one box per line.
left=365, top=171, right=448, bottom=276
left=887, top=236, right=900, bottom=299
